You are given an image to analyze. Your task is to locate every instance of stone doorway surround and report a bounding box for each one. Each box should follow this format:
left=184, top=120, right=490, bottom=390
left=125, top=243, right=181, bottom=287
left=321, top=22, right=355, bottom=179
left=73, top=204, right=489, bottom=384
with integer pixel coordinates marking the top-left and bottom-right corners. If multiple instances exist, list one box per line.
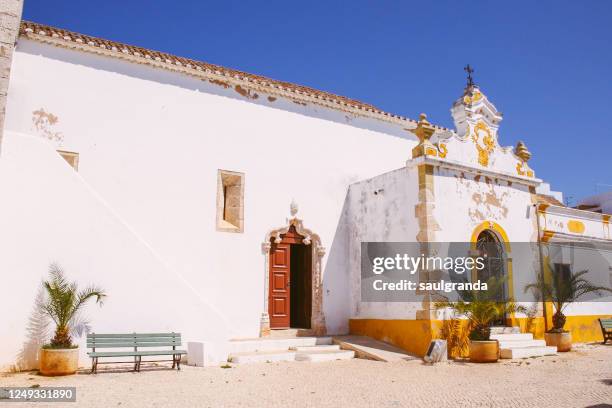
left=260, top=202, right=326, bottom=336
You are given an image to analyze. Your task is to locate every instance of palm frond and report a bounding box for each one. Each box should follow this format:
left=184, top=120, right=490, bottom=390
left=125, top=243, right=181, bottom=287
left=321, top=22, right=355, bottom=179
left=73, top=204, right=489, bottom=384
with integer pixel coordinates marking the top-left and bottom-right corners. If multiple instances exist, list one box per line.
left=41, top=263, right=106, bottom=347
left=523, top=263, right=612, bottom=330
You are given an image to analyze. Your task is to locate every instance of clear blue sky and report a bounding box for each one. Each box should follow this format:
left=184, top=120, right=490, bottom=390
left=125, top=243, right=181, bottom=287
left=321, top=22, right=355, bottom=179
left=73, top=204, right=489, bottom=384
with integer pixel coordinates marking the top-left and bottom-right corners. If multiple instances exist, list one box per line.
left=23, top=0, right=611, bottom=203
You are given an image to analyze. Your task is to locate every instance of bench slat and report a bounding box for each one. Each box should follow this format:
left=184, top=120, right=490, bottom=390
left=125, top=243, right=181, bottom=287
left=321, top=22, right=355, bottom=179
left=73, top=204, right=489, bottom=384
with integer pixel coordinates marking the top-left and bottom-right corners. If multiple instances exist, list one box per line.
left=87, top=333, right=180, bottom=339
left=88, top=337, right=180, bottom=344
left=87, top=342, right=181, bottom=348
left=88, top=350, right=186, bottom=357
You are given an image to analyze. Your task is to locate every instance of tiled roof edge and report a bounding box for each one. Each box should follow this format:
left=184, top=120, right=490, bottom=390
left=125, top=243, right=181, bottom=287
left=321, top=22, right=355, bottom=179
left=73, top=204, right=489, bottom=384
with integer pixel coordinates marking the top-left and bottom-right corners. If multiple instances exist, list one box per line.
left=19, top=20, right=451, bottom=131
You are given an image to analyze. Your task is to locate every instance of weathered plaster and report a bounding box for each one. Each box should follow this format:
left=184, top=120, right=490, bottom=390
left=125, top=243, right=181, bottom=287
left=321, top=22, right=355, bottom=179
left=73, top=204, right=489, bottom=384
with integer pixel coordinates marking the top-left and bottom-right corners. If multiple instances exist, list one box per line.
left=0, top=0, right=23, bottom=155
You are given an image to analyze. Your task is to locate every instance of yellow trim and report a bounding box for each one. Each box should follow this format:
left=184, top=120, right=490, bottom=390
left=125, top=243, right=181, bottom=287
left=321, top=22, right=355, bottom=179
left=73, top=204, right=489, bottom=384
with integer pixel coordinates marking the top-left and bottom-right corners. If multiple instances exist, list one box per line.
left=537, top=203, right=550, bottom=213
left=350, top=315, right=611, bottom=356
left=567, top=220, right=585, bottom=234
left=470, top=221, right=511, bottom=252
left=541, top=230, right=555, bottom=243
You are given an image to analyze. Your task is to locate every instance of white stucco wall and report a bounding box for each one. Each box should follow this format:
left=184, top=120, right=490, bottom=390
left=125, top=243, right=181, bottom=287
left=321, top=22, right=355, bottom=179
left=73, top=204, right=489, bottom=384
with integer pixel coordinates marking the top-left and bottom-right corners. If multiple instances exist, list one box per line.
left=0, top=132, right=230, bottom=371
left=2, top=37, right=419, bottom=364
left=345, top=167, right=421, bottom=319
left=433, top=168, right=536, bottom=243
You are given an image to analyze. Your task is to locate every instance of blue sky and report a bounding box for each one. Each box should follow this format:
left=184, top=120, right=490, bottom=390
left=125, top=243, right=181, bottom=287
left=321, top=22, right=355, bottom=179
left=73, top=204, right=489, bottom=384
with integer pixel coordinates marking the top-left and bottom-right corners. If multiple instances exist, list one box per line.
left=23, top=1, right=611, bottom=203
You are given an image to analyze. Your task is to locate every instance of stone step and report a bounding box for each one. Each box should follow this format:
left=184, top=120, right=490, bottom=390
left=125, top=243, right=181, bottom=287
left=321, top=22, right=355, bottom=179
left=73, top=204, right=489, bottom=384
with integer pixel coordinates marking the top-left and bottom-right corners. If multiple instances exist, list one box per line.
left=498, top=339, right=546, bottom=349
left=332, top=335, right=419, bottom=362
left=500, top=346, right=557, bottom=359
left=268, top=329, right=315, bottom=338
left=290, top=344, right=340, bottom=352
left=295, top=349, right=355, bottom=362
left=490, top=326, right=521, bottom=334
left=228, top=350, right=296, bottom=364
left=490, top=333, right=534, bottom=342
left=229, top=337, right=333, bottom=354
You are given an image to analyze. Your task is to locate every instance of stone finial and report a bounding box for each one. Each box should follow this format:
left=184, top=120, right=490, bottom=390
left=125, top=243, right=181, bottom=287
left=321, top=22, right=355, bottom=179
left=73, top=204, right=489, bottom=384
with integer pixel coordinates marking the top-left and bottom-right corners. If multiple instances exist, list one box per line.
left=515, top=141, right=532, bottom=162
left=290, top=199, right=298, bottom=217
left=412, top=113, right=436, bottom=143
left=410, top=113, right=437, bottom=159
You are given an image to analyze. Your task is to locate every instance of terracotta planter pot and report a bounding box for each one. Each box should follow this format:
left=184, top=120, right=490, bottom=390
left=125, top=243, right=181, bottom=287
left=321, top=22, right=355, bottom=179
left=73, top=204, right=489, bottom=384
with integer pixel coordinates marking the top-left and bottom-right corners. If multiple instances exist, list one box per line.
left=39, top=347, right=79, bottom=376
left=545, top=332, right=572, bottom=352
left=469, top=340, right=499, bottom=363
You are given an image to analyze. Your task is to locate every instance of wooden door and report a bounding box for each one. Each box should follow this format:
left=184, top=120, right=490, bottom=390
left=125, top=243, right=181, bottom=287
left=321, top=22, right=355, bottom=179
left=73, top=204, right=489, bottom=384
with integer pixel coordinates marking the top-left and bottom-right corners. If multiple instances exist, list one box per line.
left=269, top=242, right=291, bottom=328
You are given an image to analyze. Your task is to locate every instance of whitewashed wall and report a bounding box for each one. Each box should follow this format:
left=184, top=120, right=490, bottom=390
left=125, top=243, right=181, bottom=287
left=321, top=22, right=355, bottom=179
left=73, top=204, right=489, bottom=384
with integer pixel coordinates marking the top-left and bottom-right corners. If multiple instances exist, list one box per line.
left=345, top=167, right=421, bottom=319
left=432, top=168, right=536, bottom=243
left=0, top=132, right=230, bottom=370
left=1, top=37, right=418, bottom=370
left=433, top=167, right=540, bottom=315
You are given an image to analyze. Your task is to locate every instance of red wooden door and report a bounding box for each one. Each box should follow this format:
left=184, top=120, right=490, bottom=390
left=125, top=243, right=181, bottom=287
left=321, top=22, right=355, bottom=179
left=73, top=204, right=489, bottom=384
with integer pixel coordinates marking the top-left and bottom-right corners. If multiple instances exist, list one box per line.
left=269, top=242, right=291, bottom=328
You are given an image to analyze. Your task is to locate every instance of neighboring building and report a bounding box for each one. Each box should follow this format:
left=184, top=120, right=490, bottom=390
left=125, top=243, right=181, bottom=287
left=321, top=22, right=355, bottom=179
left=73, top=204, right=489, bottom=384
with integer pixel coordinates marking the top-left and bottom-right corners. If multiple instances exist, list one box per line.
left=576, top=192, right=612, bottom=215
left=0, top=20, right=610, bottom=370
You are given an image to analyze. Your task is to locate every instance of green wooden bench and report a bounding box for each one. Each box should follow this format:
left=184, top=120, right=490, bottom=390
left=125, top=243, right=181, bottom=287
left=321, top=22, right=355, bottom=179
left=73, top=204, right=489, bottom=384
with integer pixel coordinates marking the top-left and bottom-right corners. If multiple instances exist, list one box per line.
left=87, top=332, right=187, bottom=373
left=600, top=318, right=612, bottom=344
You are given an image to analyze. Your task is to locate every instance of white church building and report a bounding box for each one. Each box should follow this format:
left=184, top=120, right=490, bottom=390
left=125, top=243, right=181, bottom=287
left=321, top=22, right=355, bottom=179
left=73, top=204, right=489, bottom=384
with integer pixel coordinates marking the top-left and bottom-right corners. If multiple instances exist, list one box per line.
left=1, top=18, right=610, bottom=370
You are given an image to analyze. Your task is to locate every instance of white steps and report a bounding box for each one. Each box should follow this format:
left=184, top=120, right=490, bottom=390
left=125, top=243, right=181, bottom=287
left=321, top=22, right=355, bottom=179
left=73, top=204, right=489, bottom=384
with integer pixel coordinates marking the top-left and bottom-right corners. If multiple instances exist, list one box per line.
left=228, top=337, right=353, bottom=364
left=490, top=333, right=534, bottom=342
left=490, top=326, right=521, bottom=334
left=290, top=344, right=340, bottom=352
left=497, top=339, right=546, bottom=349
left=229, top=336, right=332, bottom=354
left=500, top=346, right=557, bottom=359
left=229, top=350, right=296, bottom=364
left=295, top=349, right=355, bottom=362
left=491, top=330, right=557, bottom=359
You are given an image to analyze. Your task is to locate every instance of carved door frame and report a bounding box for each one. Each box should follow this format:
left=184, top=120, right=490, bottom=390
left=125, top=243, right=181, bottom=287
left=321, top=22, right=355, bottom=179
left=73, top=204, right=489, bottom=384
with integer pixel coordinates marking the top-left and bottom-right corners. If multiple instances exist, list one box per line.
left=260, top=217, right=326, bottom=336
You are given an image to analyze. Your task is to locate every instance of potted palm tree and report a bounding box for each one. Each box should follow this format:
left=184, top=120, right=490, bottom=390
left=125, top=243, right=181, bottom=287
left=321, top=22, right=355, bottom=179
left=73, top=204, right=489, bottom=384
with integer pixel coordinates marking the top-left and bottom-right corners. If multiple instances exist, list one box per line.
left=436, top=277, right=525, bottom=363
left=39, top=264, right=106, bottom=376
left=525, top=268, right=611, bottom=352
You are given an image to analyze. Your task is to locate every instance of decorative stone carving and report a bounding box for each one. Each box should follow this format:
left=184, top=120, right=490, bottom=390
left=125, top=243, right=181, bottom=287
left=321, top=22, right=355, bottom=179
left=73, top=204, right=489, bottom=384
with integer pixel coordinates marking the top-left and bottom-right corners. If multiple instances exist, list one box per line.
left=515, top=141, right=532, bottom=162
left=471, top=121, right=495, bottom=167
left=515, top=141, right=535, bottom=177
left=451, top=85, right=503, bottom=168
left=290, top=199, right=299, bottom=217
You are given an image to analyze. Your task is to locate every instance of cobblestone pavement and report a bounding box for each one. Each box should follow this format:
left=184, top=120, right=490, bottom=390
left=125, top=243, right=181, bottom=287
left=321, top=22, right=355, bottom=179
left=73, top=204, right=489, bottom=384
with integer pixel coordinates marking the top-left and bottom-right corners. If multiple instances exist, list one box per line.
left=2, top=344, right=611, bottom=407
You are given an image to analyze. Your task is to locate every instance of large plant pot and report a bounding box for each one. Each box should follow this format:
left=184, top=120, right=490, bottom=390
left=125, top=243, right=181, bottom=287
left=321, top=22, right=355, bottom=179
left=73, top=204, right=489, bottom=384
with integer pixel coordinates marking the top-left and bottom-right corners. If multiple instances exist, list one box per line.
left=545, top=332, right=572, bottom=352
left=39, top=348, right=79, bottom=376
left=469, top=340, right=499, bottom=363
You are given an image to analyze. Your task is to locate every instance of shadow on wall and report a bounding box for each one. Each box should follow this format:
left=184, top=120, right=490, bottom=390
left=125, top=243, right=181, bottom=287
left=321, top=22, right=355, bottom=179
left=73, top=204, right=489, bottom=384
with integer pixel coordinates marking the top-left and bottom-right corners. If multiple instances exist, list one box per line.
left=322, top=192, right=351, bottom=335
left=17, top=39, right=414, bottom=142
left=15, top=287, right=49, bottom=372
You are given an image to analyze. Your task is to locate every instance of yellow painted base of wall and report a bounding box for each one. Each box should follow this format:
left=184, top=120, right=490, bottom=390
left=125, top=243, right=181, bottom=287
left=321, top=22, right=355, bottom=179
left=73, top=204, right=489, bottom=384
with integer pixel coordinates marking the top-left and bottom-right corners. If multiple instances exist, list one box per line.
left=349, top=319, right=435, bottom=357
left=350, top=314, right=609, bottom=357
left=509, top=315, right=609, bottom=342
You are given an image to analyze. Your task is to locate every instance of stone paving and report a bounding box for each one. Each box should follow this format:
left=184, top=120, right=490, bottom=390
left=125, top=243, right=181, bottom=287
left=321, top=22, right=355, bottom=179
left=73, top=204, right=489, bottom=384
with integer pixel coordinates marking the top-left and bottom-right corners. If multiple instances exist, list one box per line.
left=1, top=343, right=610, bottom=407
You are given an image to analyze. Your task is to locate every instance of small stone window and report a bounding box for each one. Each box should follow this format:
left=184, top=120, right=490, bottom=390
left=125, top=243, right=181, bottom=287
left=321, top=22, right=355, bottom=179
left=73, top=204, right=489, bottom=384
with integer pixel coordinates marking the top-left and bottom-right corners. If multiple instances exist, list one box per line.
left=57, top=150, right=79, bottom=171
left=216, top=170, right=244, bottom=233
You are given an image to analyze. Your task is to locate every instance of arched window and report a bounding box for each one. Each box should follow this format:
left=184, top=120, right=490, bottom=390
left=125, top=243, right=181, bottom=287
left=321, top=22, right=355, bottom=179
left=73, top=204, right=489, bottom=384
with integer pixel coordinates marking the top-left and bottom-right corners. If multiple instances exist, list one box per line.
left=475, top=229, right=507, bottom=301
